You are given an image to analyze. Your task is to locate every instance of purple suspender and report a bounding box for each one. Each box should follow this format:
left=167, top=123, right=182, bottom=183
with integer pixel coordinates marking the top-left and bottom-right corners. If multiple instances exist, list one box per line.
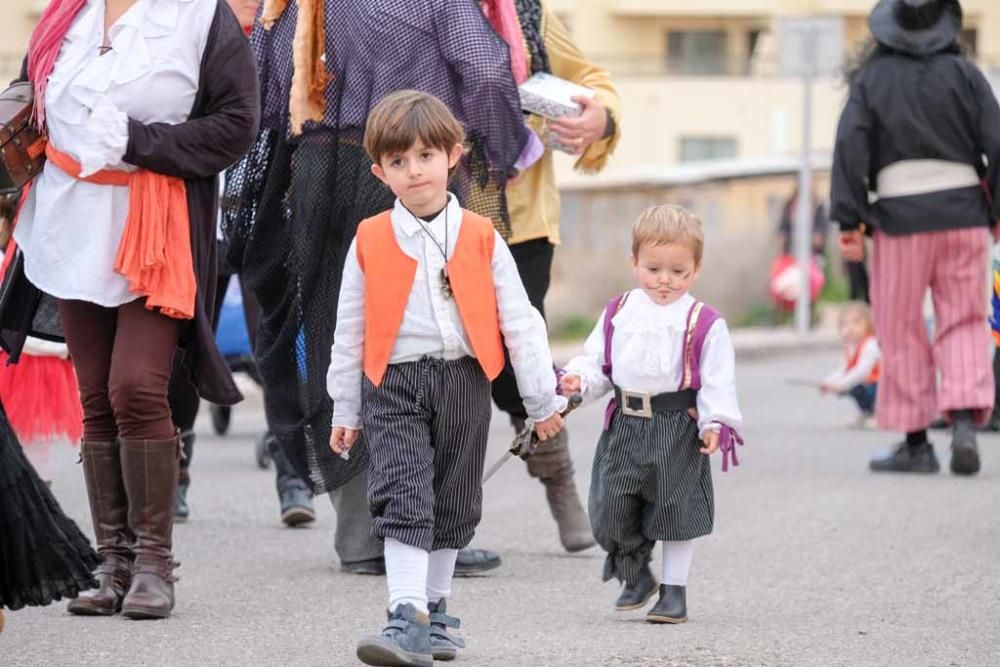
left=600, top=292, right=628, bottom=429
left=600, top=295, right=744, bottom=472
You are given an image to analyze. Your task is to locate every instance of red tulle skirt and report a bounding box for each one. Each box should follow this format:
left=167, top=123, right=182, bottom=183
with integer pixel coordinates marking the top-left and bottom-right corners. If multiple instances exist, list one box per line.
left=0, top=351, right=83, bottom=444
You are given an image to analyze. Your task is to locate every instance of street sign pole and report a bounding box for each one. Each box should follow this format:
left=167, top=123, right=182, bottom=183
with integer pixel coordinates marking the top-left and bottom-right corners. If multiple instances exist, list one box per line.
left=794, top=36, right=816, bottom=335
left=778, top=16, right=843, bottom=336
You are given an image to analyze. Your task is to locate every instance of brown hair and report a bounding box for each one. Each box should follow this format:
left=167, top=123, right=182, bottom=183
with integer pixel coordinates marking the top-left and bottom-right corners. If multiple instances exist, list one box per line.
left=364, top=90, right=466, bottom=164
left=631, top=205, right=705, bottom=263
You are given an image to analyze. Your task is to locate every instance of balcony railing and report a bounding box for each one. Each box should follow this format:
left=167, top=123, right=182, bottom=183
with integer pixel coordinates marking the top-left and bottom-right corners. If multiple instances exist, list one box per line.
left=589, top=52, right=1000, bottom=79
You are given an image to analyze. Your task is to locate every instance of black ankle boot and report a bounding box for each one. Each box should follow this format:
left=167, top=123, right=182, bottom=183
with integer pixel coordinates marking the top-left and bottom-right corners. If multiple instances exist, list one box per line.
left=615, top=566, right=657, bottom=611
left=950, top=412, right=981, bottom=476
left=646, top=584, right=687, bottom=624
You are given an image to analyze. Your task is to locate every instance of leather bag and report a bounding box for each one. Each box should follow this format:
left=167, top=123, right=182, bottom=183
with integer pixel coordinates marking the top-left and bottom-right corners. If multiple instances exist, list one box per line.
left=0, top=82, right=46, bottom=192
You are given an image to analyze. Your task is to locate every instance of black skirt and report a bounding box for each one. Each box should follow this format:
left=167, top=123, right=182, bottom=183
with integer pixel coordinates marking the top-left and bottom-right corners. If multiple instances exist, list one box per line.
left=0, top=401, right=97, bottom=610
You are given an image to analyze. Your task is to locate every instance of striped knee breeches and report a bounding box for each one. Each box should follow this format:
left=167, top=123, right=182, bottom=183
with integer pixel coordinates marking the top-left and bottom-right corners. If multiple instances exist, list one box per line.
left=361, top=356, right=491, bottom=552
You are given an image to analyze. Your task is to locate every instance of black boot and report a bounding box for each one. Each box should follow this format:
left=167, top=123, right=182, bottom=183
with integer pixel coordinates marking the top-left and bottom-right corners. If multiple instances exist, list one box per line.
left=174, top=431, right=194, bottom=522
left=950, top=411, right=981, bottom=476
left=646, top=584, right=688, bottom=624
left=341, top=558, right=387, bottom=575
left=869, top=440, right=940, bottom=474
left=615, top=565, right=658, bottom=611
left=356, top=603, right=433, bottom=667
left=452, top=548, right=502, bottom=577
left=267, top=434, right=316, bottom=527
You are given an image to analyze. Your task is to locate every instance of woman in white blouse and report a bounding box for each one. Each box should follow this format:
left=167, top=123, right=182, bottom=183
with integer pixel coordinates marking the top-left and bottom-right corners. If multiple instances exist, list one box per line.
left=9, top=0, right=259, bottom=620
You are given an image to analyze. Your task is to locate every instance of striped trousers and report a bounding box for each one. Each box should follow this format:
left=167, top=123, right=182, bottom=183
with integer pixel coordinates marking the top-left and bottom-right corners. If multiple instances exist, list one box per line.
left=361, top=356, right=491, bottom=552
left=871, top=228, right=994, bottom=432
left=589, top=410, right=713, bottom=588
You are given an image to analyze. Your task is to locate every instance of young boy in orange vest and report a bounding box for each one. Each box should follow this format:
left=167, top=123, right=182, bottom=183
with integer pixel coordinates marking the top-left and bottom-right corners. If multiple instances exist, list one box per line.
left=326, top=90, right=566, bottom=667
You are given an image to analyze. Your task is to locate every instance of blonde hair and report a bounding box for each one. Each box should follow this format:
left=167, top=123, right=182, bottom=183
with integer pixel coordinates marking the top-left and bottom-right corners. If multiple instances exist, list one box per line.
left=839, top=301, right=875, bottom=335
left=631, top=205, right=705, bottom=263
left=364, top=90, right=466, bottom=164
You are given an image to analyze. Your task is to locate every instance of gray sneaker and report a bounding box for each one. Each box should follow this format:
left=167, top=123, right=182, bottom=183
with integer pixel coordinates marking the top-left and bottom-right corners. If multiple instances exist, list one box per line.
left=356, top=603, right=433, bottom=667
left=428, top=599, right=466, bottom=661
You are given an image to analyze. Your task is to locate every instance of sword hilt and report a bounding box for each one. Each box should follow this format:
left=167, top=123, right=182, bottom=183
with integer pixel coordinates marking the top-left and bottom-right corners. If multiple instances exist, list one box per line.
left=512, top=393, right=583, bottom=460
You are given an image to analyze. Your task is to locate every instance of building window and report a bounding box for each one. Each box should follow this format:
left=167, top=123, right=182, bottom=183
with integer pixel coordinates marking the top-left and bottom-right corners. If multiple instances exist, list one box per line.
left=679, top=137, right=738, bottom=163
left=666, top=30, right=729, bottom=75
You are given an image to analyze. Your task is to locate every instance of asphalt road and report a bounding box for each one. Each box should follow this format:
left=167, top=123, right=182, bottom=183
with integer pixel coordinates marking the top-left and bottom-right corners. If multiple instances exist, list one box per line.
left=3, top=347, right=999, bottom=666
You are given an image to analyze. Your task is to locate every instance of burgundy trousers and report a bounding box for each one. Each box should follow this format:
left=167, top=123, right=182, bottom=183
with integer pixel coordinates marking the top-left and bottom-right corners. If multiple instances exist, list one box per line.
left=870, top=227, right=995, bottom=432
left=59, top=298, right=180, bottom=442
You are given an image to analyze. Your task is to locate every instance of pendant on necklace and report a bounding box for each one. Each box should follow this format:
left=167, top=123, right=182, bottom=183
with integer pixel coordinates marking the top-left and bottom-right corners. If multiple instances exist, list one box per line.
left=440, top=268, right=453, bottom=300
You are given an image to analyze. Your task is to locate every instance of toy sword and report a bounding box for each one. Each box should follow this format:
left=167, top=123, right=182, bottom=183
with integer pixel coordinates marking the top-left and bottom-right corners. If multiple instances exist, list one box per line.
left=482, top=394, right=583, bottom=484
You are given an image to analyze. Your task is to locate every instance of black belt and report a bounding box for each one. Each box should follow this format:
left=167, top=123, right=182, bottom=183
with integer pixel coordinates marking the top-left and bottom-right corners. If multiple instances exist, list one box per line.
left=614, top=387, right=697, bottom=418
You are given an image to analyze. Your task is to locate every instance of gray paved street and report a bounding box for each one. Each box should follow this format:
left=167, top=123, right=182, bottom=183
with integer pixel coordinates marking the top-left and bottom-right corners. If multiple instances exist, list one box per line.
left=3, top=346, right=999, bottom=666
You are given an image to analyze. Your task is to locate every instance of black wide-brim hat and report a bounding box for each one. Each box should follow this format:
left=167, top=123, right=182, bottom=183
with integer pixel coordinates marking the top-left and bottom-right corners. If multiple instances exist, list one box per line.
left=868, top=0, right=963, bottom=56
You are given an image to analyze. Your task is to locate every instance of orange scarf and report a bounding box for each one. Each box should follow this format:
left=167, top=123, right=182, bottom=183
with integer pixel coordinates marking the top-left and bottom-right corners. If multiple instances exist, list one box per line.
left=45, top=144, right=196, bottom=320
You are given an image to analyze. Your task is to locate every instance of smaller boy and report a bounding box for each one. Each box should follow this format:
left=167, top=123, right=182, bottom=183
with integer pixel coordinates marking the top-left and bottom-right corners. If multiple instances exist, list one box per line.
left=560, top=205, right=743, bottom=624
left=327, top=90, right=565, bottom=667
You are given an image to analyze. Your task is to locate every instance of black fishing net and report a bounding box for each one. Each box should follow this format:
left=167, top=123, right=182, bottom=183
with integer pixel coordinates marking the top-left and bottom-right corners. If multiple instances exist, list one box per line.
left=223, top=0, right=529, bottom=493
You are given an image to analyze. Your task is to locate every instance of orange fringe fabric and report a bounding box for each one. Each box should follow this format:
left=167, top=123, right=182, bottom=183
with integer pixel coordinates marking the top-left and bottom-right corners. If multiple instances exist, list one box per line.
left=45, top=144, right=196, bottom=320
left=261, top=0, right=328, bottom=135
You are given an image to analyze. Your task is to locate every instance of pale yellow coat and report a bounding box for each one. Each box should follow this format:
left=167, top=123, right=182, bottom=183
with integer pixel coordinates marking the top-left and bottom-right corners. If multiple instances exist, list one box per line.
left=506, top=7, right=622, bottom=246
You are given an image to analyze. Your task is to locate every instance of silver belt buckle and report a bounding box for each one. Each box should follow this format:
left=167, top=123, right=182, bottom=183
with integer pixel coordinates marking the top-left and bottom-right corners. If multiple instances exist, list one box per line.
left=620, top=389, right=653, bottom=418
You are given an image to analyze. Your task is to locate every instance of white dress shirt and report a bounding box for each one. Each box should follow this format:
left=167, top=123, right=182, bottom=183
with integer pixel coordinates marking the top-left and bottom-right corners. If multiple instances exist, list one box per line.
left=563, top=290, right=743, bottom=436
left=327, top=196, right=565, bottom=429
left=14, top=0, right=214, bottom=307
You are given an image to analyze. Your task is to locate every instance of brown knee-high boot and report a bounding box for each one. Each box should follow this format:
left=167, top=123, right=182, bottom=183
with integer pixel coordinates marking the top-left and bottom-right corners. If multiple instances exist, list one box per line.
left=119, top=437, right=179, bottom=620
left=67, top=441, right=134, bottom=616
left=525, top=427, right=596, bottom=553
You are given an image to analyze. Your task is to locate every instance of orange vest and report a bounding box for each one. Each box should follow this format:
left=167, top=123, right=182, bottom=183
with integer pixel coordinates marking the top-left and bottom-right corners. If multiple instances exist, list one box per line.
left=846, top=334, right=881, bottom=384
left=354, top=209, right=505, bottom=386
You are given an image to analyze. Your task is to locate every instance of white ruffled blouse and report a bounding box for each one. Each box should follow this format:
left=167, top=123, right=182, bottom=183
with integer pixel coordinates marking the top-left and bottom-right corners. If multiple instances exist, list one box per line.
left=563, top=290, right=743, bottom=436
left=14, top=0, right=215, bottom=307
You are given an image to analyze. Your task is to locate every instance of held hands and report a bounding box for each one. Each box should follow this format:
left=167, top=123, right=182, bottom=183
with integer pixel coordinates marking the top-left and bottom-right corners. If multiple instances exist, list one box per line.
left=559, top=373, right=582, bottom=396
left=549, top=96, right=608, bottom=156
left=329, top=426, right=360, bottom=455
left=534, top=412, right=565, bottom=442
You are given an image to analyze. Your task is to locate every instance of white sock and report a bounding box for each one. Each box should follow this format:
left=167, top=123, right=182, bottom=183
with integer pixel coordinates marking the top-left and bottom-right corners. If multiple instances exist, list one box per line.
left=426, top=549, right=458, bottom=605
left=384, top=538, right=429, bottom=614
left=661, top=540, right=694, bottom=586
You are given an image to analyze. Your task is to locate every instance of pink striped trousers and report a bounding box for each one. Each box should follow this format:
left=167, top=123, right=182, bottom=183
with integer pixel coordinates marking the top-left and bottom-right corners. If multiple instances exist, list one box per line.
left=871, top=227, right=994, bottom=432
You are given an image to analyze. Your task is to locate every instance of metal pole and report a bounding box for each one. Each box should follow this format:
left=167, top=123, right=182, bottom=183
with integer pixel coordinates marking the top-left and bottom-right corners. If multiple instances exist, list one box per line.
left=794, top=33, right=816, bottom=335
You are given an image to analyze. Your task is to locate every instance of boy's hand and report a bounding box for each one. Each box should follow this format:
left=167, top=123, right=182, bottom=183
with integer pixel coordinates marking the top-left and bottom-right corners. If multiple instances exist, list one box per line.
left=699, top=430, right=720, bottom=455
left=329, top=426, right=360, bottom=455
left=534, top=413, right=565, bottom=441
left=559, top=373, right=582, bottom=396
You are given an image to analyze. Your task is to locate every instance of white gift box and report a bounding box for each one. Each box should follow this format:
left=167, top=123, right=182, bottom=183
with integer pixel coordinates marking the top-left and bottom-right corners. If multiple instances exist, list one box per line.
left=519, top=72, right=595, bottom=119
left=518, top=73, right=597, bottom=154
